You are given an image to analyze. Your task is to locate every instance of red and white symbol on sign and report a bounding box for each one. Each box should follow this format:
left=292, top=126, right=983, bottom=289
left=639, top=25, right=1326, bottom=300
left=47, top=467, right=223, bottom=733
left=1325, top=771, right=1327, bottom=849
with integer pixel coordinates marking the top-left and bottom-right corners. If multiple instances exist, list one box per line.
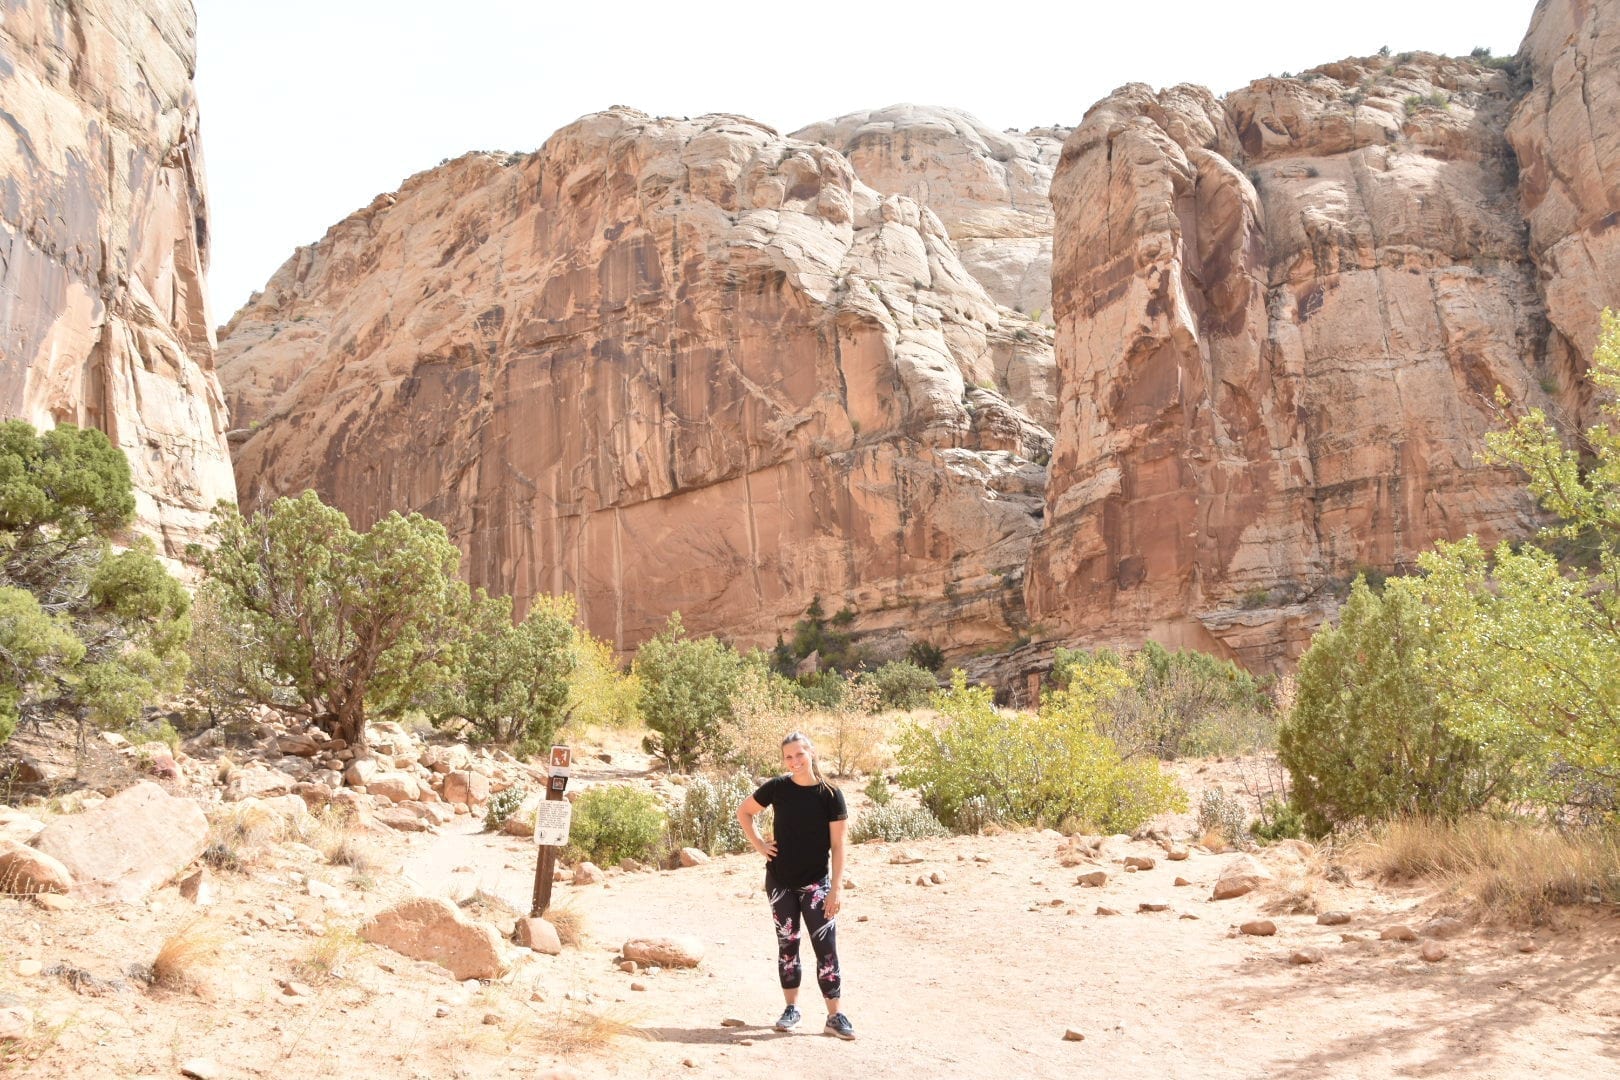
left=549, top=745, right=571, bottom=776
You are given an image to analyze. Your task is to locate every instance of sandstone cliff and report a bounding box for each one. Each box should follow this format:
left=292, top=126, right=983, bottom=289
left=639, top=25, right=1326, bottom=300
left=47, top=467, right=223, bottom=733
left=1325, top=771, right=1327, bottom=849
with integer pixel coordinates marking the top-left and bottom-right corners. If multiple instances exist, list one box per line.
left=0, top=0, right=234, bottom=551
left=219, top=110, right=1052, bottom=658
left=1025, top=7, right=1618, bottom=670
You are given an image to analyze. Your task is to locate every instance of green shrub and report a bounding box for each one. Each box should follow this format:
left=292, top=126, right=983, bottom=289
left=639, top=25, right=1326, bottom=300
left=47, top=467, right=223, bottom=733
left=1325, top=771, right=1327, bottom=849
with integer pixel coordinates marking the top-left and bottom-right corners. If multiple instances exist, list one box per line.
left=1251, top=800, right=1305, bottom=843
left=634, top=613, right=746, bottom=771
left=431, top=593, right=575, bottom=758
left=863, top=773, right=892, bottom=806
left=895, top=673, right=1185, bottom=833
left=667, top=772, right=756, bottom=855
left=849, top=803, right=948, bottom=843
left=483, top=784, right=527, bottom=831
left=862, top=661, right=937, bottom=711
left=1280, top=578, right=1517, bottom=834
left=565, top=785, right=666, bottom=866
left=1050, top=642, right=1274, bottom=760
left=791, top=670, right=846, bottom=711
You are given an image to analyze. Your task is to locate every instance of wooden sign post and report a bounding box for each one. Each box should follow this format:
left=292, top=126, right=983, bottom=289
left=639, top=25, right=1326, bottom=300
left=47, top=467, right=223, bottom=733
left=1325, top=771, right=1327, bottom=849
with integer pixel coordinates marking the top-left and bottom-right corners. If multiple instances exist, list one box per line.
left=530, top=745, right=572, bottom=917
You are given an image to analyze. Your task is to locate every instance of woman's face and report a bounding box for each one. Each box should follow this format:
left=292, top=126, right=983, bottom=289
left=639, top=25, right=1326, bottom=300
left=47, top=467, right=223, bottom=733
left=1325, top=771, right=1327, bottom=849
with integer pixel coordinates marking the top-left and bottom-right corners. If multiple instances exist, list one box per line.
left=782, top=739, right=812, bottom=778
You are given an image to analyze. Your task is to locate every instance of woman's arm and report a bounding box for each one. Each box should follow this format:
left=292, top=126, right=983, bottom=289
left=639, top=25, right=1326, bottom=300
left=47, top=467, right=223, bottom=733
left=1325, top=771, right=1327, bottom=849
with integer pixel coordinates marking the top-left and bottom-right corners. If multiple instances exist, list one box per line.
left=825, top=819, right=847, bottom=918
left=737, top=794, right=777, bottom=858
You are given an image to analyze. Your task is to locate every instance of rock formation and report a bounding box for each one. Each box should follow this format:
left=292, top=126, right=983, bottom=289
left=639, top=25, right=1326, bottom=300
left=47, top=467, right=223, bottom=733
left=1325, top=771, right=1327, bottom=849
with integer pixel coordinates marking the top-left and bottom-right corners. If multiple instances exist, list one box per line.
left=1508, top=0, right=1620, bottom=413
left=0, top=0, right=235, bottom=552
left=794, top=105, right=1064, bottom=325
left=1025, top=21, right=1616, bottom=670
left=219, top=110, right=1053, bottom=658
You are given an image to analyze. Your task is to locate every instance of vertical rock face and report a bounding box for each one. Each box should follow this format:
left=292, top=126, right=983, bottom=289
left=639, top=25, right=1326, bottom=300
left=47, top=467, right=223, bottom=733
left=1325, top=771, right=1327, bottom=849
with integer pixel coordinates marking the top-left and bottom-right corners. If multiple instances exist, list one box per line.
left=1028, top=55, right=1552, bottom=669
left=0, top=0, right=234, bottom=551
left=1509, top=0, right=1620, bottom=411
left=219, top=109, right=1051, bottom=658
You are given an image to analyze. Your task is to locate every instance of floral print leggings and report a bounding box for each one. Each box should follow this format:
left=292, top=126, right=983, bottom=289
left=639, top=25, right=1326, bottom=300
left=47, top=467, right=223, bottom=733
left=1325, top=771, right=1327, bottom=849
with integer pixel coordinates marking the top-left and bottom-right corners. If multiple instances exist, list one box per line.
left=766, top=871, right=841, bottom=1000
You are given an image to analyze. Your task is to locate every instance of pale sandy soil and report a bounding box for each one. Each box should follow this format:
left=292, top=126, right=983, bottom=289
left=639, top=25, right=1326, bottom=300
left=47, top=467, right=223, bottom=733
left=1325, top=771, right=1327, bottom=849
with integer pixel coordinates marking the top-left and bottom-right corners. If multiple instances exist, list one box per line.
left=4, top=749, right=1619, bottom=1079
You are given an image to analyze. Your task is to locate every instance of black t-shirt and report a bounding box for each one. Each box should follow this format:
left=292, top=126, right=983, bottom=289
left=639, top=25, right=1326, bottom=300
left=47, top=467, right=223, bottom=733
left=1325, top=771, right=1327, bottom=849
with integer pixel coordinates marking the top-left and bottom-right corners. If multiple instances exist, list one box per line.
left=752, top=774, right=847, bottom=889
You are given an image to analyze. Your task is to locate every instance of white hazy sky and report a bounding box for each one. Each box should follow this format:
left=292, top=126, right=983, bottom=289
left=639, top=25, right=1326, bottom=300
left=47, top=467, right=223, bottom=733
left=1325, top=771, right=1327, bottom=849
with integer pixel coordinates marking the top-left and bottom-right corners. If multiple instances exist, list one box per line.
left=193, top=0, right=1541, bottom=321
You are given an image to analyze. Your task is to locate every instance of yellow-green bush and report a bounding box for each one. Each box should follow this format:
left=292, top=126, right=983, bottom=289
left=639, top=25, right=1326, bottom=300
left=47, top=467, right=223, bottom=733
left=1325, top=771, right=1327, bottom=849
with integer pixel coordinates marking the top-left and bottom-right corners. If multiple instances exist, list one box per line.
left=564, top=785, right=666, bottom=866
left=895, top=672, right=1185, bottom=832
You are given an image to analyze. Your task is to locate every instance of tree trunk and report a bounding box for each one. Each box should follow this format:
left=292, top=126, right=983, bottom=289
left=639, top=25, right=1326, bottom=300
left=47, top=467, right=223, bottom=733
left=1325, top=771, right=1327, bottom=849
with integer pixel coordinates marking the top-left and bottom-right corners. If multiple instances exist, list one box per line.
left=333, top=699, right=367, bottom=751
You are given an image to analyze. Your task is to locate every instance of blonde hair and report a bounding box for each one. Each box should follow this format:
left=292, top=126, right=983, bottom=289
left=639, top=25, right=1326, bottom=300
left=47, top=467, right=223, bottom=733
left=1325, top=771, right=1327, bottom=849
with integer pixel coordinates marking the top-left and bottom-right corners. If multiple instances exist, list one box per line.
left=781, top=731, right=831, bottom=789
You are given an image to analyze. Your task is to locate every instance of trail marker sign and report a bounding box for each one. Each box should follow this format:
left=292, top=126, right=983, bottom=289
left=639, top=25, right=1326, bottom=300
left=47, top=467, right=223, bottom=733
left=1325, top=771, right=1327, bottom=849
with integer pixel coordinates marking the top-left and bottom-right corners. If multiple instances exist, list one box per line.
left=533, top=800, right=573, bottom=847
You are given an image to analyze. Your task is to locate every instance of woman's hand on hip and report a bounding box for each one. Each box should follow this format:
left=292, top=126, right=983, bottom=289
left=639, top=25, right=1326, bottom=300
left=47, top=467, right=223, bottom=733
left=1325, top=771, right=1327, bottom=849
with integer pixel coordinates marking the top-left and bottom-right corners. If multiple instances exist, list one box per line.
left=756, top=838, right=777, bottom=858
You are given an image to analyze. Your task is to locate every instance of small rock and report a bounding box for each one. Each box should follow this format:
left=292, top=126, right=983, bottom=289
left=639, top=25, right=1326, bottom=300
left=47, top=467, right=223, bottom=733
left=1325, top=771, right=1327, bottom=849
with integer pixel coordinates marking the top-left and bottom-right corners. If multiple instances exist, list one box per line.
left=514, top=917, right=562, bottom=956
left=1095, top=906, right=1121, bottom=916
left=483, top=1012, right=501, bottom=1025
left=1173, top=876, right=1190, bottom=887
left=1138, top=900, right=1170, bottom=912
left=1240, top=919, right=1277, bottom=937
left=1123, top=855, right=1155, bottom=871
left=720, top=1017, right=747, bottom=1028
left=619, top=960, right=637, bottom=973
left=1518, top=941, right=1538, bottom=954
left=1062, top=1028, right=1086, bottom=1042
left=180, top=1059, right=220, bottom=1080
left=572, top=862, right=604, bottom=885
left=1290, top=948, right=1324, bottom=965
left=1165, top=849, right=1189, bottom=861
left=1420, top=917, right=1466, bottom=940
left=435, top=1005, right=451, bottom=1018
left=34, top=893, right=73, bottom=912
left=890, top=849, right=924, bottom=865
left=683, top=1059, right=696, bottom=1068
left=678, top=848, right=709, bottom=868
left=1212, top=854, right=1273, bottom=900
left=14, top=959, right=42, bottom=977
left=630, top=981, right=647, bottom=992
left=1381, top=925, right=1418, bottom=942
left=1316, top=911, right=1351, bottom=926
left=623, top=936, right=704, bottom=969
left=929, top=871, right=946, bottom=885
left=1179, top=913, right=1200, bottom=921
left=282, top=981, right=313, bottom=997
left=737, top=1038, right=755, bottom=1046
left=1075, top=871, right=1107, bottom=888
left=1420, top=941, right=1448, bottom=963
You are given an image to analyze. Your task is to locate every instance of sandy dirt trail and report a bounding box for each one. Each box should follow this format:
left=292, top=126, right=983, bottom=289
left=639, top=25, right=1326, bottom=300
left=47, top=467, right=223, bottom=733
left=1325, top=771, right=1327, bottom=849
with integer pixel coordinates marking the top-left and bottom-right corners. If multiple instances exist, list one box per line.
left=401, top=809, right=1620, bottom=1080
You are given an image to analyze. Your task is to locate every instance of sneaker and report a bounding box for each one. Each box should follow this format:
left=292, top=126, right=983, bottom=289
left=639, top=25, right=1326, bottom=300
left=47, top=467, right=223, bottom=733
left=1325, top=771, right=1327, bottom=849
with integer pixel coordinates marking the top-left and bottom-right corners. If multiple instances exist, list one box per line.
left=773, top=1005, right=801, bottom=1032
left=824, top=1012, right=856, bottom=1040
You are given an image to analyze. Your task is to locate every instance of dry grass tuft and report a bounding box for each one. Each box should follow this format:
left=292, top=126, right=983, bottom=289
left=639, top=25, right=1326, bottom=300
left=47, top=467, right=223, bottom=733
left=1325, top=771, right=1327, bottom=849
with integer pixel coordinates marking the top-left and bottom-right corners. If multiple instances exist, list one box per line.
left=544, top=902, right=586, bottom=947
left=1349, top=816, right=1620, bottom=924
left=151, top=918, right=232, bottom=994
left=293, top=925, right=365, bottom=984
left=531, top=1006, right=640, bottom=1055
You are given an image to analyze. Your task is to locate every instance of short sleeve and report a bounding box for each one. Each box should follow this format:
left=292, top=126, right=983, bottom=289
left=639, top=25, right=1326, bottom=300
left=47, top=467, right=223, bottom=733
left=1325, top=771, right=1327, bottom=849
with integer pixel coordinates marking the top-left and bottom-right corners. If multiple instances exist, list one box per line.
left=825, top=785, right=848, bottom=822
left=751, top=776, right=781, bottom=807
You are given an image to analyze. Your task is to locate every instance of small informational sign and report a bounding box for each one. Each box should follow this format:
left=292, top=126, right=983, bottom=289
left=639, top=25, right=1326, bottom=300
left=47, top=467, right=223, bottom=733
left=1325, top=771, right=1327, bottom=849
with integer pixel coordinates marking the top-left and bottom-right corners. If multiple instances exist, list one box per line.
left=534, top=800, right=573, bottom=847
left=548, top=745, right=572, bottom=777
left=548, top=775, right=568, bottom=794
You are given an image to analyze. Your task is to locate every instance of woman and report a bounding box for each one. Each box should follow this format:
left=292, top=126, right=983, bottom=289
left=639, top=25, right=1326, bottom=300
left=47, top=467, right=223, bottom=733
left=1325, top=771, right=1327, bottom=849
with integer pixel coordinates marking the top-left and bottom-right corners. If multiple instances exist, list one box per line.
left=736, top=731, right=854, bottom=1040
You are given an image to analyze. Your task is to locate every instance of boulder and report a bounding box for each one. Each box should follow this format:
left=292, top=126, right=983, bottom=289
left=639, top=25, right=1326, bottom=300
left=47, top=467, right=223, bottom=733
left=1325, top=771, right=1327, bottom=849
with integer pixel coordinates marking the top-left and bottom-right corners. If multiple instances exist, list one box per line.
left=1240, top=919, right=1277, bottom=937
left=443, top=770, right=491, bottom=807
left=677, top=848, right=709, bottom=868
left=366, top=774, right=421, bottom=804
left=1211, top=855, right=1274, bottom=900
left=515, top=917, right=563, bottom=955
left=621, top=936, right=704, bottom=969
left=572, top=862, right=603, bottom=885
left=0, top=839, right=74, bottom=895
left=276, top=732, right=322, bottom=757
left=360, top=897, right=510, bottom=980
left=31, top=782, right=208, bottom=903
left=1075, top=871, right=1107, bottom=887
left=224, top=764, right=299, bottom=802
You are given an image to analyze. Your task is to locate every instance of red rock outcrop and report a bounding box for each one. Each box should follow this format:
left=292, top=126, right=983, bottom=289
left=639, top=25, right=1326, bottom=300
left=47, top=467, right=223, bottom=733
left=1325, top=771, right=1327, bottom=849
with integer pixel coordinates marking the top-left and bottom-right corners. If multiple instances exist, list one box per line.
left=219, top=110, right=1051, bottom=658
left=0, top=0, right=234, bottom=551
left=1026, top=21, right=1617, bottom=670
left=1509, top=0, right=1620, bottom=414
